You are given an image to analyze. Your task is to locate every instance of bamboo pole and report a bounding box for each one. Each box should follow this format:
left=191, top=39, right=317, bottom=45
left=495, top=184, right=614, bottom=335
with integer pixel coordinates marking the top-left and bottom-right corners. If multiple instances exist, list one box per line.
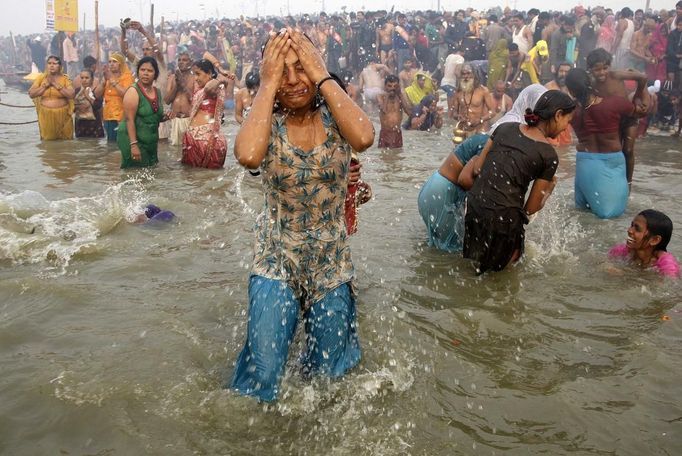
left=95, top=1, right=100, bottom=69
left=150, top=3, right=155, bottom=35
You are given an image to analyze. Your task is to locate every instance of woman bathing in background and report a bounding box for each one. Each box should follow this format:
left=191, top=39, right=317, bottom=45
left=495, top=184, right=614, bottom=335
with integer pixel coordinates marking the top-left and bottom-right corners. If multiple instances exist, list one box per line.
left=417, top=84, right=548, bottom=253
left=461, top=90, right=576, bottom=274
left=235, top=70, right=260, bottom=125
left=101, top=53, right=134, bottom=143
left=118, top=57, right=171, bottom=169
left=609, top=209, right=680, bottom=278
left=28, top=55, right=75, bottom=140
left=181, top=59, right=233, bottom=169
left=74, top=69, right=105, bottom=138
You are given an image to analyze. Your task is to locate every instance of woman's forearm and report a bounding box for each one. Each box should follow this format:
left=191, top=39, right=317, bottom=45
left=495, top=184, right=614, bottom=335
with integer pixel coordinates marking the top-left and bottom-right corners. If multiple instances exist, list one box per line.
left=319, top=80, right=374, bottom=151
left=234, top=86, right=277, bottom=169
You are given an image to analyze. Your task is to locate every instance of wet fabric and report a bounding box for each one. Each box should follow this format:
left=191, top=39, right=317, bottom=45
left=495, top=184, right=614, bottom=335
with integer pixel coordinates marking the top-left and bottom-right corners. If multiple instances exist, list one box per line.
left=102, top=54, right=134, bottom=122
left=575, top=151, right=628, bottom=219
left=571, top=95, right=633, bottom=136
left=30, top=73, right=74, bottom=140
left=230, top=276, right=361, bottom=402
left=378, top=127, right=403, bottom=149
left=118, top=84, right=164, bottom=169
left=104, top=120, right=119, bottom=142
left=609, top=244, right=680, bottom=278
left=169, top=117, right=191, bottom=146
left=74, top=88, right=105, bottom=138
left=463, top=203, right=527, bottom=274
left=181, top=86, right=227, bottom=168
left=463, top=122, right=557, bottom=272
left=417, top=134, right=489, bottom=252
left=251, top=104, right=354, bottom=310
left=488, top=84, right=547, bottom=134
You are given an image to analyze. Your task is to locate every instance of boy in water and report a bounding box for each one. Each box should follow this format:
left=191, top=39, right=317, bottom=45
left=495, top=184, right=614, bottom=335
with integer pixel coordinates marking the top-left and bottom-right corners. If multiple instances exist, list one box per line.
left=376, top=74, right=411, bottom=149
left=586, top=48, right=650, bottom=189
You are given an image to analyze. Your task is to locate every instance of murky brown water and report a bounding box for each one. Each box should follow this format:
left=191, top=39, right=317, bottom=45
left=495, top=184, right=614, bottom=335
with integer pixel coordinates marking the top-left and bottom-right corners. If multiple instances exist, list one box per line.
left=1, top=82, right=681, bottom=455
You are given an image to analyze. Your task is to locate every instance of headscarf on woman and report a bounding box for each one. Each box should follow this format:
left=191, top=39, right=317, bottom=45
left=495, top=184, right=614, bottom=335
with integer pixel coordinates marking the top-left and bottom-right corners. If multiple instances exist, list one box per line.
left=110, top=52, right=131, bottom=77
left=487, top=38, right=509, bottom=90
left=488, top=83, right=548, bottom=134
left=404, top=71, right=435, bottom=106
left=648, top=21, right=669, bottom=82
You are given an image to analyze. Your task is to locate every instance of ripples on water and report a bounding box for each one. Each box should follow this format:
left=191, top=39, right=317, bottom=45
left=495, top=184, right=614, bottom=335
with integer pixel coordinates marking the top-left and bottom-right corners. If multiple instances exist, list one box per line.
left=1, top=85, right=681, bottom=455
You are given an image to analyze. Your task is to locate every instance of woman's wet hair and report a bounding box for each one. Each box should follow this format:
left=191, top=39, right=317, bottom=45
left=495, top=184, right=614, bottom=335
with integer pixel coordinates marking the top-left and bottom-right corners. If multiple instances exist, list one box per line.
left=586, top=48, right=612, bottom=68
left=137, top=56, right=160, bottom=80
left=524, top=89, right=576, bottom=126
left=192, top=59, right=218, bottom=78
left=639, top=209, right=674, bottom=251
left=245, top=70, right=260, bottom=89
left=80, top=69, right=94, bottom=78
left=565, top=68, right=593, bottom=107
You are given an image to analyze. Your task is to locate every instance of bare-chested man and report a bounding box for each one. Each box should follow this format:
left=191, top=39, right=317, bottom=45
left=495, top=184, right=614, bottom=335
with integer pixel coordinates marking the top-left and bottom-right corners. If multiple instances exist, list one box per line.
left=398, top=57, right=417, bottom=90
left=546, top=62, right=575, bottom=146
left=452, top=63, right=494, bottom=136
left=629, top=17, right=655, bottom=73
left=164, top=51, right=195, bottom=145
left=377, top=74, right=412, bottom=149
left=358, top=58, right=391, bottom=111
left=376, top=19, right=395, bottom=66
left=489, top=80, right=512, bottom=125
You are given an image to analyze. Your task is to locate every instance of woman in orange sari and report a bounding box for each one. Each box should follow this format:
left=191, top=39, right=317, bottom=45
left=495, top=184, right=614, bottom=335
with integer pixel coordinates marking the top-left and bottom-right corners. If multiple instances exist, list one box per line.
left=97, top=52, right=134, bottom=142
left=28, top=55, right=75, bottom=140
left=181, top=59, right=233, bottom=168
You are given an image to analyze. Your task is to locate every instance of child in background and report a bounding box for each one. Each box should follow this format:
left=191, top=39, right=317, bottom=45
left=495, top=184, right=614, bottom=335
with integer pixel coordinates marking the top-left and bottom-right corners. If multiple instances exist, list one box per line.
left=609, top=209, right=679, bottom=278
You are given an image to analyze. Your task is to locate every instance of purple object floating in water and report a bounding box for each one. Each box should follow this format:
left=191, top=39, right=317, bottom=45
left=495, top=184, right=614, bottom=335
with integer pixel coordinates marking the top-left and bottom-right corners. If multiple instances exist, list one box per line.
left=144, top=204, right=175, bottom=223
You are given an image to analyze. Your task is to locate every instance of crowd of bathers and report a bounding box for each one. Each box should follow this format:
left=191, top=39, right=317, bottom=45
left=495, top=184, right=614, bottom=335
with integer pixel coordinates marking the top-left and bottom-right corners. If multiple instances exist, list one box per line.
left=3, top=6, right=682, bottom=405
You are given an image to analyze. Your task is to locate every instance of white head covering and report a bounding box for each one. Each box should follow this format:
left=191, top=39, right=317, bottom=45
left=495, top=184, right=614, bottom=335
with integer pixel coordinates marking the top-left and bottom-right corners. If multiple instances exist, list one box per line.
left=488, top=84, right=548, bottom=134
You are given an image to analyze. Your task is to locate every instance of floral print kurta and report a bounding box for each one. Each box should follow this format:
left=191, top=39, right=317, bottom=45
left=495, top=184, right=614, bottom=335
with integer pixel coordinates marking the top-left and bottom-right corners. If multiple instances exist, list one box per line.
left=251, top=105, right=355, bottom=309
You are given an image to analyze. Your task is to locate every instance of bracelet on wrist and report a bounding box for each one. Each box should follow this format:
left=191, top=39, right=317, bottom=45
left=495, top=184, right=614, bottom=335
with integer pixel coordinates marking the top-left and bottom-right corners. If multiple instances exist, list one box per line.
left=130, top=141, right=138, bottom=146
left=316, top=75, right=335, bottom=92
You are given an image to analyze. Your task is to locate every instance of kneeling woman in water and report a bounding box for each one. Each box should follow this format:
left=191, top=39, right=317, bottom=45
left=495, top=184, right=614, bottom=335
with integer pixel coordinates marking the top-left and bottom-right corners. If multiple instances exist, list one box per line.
left=462, top=90, right=576, bottom=274
left=565, top=68, right=648, bottom=219
left=181, top=59, right=234, bottom=169
left=230, top=29, right=374, bottom=401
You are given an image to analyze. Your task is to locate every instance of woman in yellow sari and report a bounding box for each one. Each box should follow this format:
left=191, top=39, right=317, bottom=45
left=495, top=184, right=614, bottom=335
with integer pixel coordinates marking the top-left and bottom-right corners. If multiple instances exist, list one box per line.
left=28, top=55, right=75, bottom=140
left=487, top=39, right=509, bottom=90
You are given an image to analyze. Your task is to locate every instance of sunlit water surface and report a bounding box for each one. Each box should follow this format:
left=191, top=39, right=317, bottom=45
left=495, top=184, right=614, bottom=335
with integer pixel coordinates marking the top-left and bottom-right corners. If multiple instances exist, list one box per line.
left=1, top=83, right=681, bottom=455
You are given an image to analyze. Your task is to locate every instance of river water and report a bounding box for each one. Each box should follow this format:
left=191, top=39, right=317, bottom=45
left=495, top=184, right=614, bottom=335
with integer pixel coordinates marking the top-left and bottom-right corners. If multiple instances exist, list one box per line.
left=1, top=82, right=681, bottom=455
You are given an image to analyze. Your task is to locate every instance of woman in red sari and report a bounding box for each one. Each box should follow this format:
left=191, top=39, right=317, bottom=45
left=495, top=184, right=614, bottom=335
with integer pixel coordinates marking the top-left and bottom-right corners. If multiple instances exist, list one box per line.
left=181, top=59, right=234, bottom=169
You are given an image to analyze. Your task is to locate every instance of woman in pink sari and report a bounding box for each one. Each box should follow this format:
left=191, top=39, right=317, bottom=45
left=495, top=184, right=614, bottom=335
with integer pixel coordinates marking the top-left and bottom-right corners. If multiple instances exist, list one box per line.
left=181, top=59, right=233, bottom=169
left=648, top=20, right=669, bottom=82
left=596, top=15, right=616, bottom=53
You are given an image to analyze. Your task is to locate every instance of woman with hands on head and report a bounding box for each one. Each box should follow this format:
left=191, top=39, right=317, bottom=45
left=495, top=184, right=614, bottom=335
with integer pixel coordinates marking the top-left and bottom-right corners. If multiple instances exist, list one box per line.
left=230, top=28, right=375, bottom=402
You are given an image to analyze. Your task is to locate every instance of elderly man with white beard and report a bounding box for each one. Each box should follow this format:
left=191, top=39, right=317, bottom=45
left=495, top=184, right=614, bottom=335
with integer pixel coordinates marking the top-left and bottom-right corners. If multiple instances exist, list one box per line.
left=452, top=63, right=495, bottom=139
